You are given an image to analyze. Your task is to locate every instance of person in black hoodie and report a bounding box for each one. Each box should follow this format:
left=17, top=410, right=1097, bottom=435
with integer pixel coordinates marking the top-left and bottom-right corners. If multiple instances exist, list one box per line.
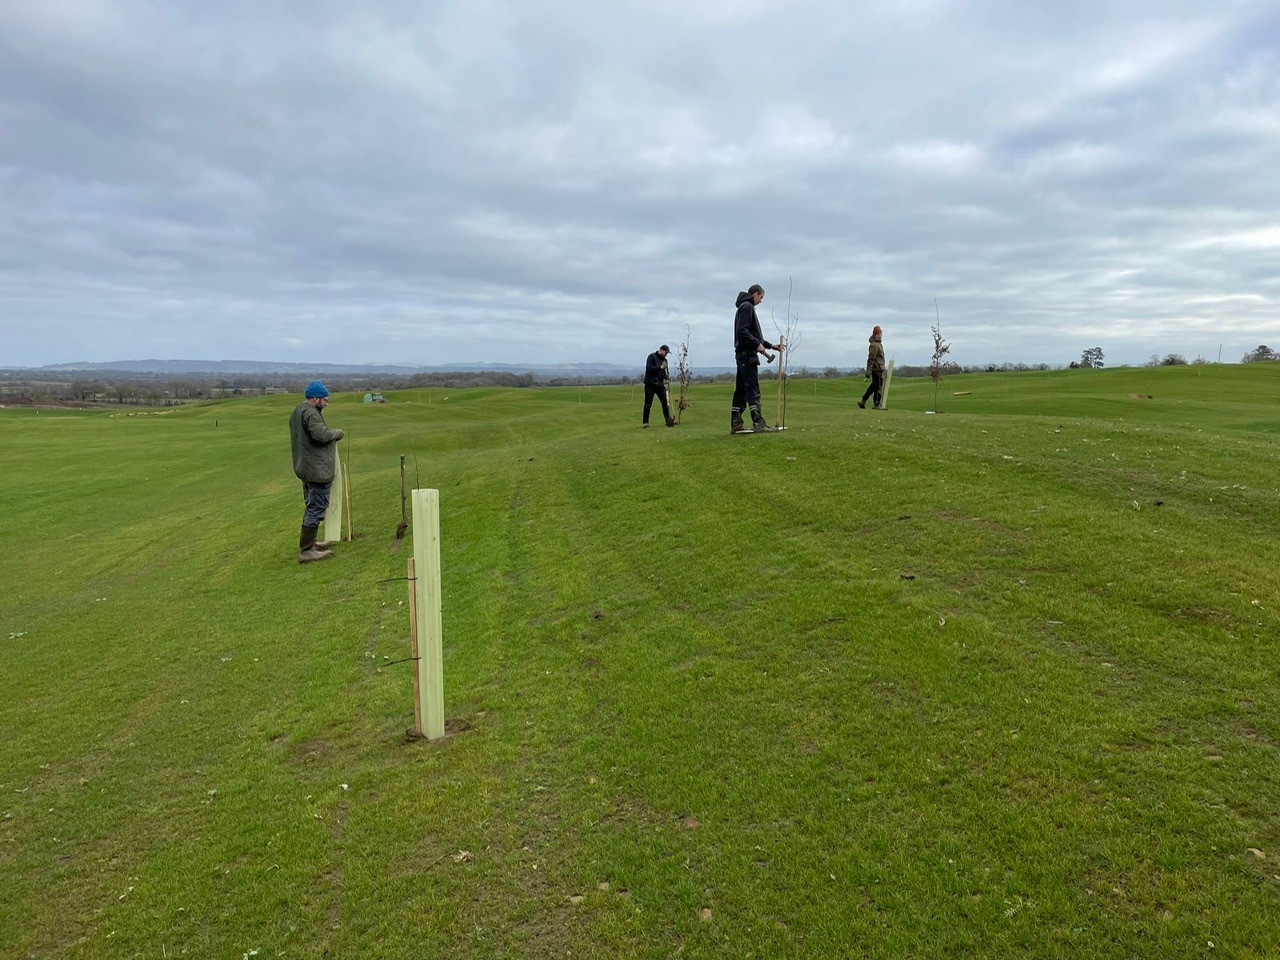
left=642, top=344, right=676, bottom=427
left=731, top=284, right=782, bottom=432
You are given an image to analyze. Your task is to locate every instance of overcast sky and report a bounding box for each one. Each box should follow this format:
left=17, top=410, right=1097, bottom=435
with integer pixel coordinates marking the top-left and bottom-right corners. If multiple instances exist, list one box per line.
left=2, top=0, right=1277, bottom=370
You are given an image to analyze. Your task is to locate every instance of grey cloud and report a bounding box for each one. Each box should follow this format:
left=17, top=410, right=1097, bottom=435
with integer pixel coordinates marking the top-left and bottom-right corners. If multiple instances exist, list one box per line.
left=2, top=0, right=1277, bottom=370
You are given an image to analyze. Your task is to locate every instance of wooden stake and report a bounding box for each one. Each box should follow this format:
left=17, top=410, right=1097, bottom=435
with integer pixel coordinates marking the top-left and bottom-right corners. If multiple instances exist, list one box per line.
left=878, top=359, right=895, bottom=410
left=775, top=335, right=785, bottom=427
left=407, top=556, right=423, bottom=735
left=324, top=447, right=344, bottom=543
left=773, top=337, right=783, bottom=427
left=343, top=461, right=353, bottom=541
left=396, top=455, right=408, bottom=540
left=411, top=488, right=445, bottom=740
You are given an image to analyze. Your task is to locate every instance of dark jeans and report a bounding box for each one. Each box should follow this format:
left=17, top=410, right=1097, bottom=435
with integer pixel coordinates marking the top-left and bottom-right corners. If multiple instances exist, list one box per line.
left=731, top=357, right=762, bottom=418
left=643, top=382, right=673, bottom=424
left=301, top=481, right=331, bottom=527
left=862, top=372, right=884, bottom=408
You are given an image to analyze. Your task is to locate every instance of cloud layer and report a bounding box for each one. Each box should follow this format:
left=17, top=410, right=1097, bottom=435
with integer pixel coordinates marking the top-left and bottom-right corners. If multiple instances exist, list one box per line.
left=2, top=0, right=1277, bottom=368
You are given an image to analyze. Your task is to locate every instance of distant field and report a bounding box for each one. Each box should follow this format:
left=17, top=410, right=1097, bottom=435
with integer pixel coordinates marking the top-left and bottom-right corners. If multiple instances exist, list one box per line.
left=2, top=364, right=1278, bottom=958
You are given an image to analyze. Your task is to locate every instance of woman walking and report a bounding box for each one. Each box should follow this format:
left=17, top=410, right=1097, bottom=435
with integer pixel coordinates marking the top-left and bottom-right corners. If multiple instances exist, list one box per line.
left=858, top=325, right=885, bottom=409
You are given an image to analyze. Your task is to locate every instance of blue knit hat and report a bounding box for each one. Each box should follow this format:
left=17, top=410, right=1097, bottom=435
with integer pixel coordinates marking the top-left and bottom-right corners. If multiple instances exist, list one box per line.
left=305, top=380, right=330, bottom=399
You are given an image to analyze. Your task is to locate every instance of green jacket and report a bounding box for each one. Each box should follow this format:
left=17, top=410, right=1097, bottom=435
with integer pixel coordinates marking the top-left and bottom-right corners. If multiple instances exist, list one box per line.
left=866, top=335, right=886, bottom=375
left=289, top=401, right=341, bottom=483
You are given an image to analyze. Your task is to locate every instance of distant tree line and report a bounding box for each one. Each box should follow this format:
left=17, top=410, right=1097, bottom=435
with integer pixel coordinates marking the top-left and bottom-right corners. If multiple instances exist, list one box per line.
left=4, top=347, right=1271, bottom=408
left=0, top=363, right=1058, bottom=407
left=0, top=370, right=303, bottom=406
left=927, top=361, right=1053, bottom=375
left=1069, top=347, right=1221, bottom=370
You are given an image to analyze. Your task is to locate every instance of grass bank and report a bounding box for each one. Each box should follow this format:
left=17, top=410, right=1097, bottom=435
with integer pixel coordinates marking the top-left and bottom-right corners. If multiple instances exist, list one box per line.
left=2, top=364, right=1278, bottom=958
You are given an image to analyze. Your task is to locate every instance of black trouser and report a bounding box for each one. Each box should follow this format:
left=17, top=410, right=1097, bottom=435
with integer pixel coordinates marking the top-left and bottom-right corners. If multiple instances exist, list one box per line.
left=862, top=371, right=884, bottom=408
left=643, top=382, right=672, bottom=424
left=731, top=357, right=763, bottom=422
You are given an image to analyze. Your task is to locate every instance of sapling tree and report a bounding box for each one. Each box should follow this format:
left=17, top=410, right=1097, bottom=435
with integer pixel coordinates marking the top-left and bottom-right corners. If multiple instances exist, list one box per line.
left=675, top=325, right=693, bottom=423
left=929, top=299, right=952, bottom=413
left=771, top=277, right=803, bottom=426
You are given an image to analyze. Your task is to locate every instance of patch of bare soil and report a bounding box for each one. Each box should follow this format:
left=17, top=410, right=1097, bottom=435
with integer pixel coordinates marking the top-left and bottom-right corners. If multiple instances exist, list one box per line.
left=403, top=717, right=473, bottom=743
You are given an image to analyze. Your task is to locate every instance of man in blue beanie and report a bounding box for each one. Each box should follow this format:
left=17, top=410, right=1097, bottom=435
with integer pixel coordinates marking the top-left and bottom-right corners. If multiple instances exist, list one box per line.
left=289, top=380, right=344, bottom=562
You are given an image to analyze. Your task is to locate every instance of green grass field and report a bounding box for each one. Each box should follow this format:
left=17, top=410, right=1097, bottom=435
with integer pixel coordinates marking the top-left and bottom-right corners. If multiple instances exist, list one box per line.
left=2, top=364, right=1278, bottom=958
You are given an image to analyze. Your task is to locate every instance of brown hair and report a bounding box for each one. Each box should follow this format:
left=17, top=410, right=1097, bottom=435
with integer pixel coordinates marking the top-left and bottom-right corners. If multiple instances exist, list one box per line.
left=748, top=284, right=764, bottom=296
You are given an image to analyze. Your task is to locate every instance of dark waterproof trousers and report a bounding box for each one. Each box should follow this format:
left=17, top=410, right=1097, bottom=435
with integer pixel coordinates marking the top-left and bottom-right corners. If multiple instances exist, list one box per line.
left=643, top=383, right=673, bottom=424
left=861, top=372, right=884, bottom=409
left=731, top=357, right=763, bottom=421
left=301, top=481, right=332, bottom=527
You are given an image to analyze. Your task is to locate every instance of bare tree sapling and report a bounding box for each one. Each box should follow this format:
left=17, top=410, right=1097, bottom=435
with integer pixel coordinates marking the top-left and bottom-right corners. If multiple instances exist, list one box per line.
left=929, top=299, right=952, bottom=413
left=772, top=277, right=803, bottom=427
left=675, top=325, right=693, bottom=423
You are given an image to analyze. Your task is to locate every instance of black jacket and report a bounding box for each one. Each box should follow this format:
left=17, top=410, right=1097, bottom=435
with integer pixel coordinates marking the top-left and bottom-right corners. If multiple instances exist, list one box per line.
left=644, top=351, right=670, bottom=387
left=733, top=291, right=774, bottom=361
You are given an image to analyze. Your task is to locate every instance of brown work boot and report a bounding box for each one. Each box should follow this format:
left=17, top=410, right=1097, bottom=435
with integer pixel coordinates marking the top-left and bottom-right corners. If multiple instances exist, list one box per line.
left=752, top=420, right=778, bottom=432
left=299, top=546, right=334, bottom=563
left=857, top=399, right=866, bottom=409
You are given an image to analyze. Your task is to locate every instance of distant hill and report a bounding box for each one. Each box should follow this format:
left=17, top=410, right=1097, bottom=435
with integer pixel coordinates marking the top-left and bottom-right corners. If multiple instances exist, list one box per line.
left=20, top=359, right=649, bottom=377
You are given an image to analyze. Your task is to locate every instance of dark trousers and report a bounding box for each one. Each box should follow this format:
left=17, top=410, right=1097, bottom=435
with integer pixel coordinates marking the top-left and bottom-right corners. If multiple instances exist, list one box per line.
left=731, top=357, right=762, bottom=419
left=643, top=382, right=673, bottom=424
left=301, top=481, right=331, bottom=527
left=862, top=372, right=884, bottom=408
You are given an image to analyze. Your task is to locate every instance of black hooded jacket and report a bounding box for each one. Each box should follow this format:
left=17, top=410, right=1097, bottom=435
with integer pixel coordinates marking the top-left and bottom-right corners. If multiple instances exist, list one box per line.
left=644, top=350, right=670, bottom=387
left=733, top=291, right=774, bottom=361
